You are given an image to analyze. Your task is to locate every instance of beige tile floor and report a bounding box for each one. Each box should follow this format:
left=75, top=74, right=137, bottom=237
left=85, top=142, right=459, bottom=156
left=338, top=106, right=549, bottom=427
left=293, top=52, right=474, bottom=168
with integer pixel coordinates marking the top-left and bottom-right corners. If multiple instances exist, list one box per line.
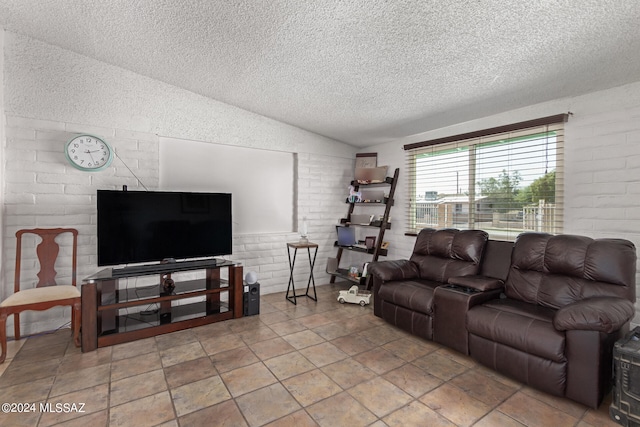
left=0, top=282, right=620, bottom=427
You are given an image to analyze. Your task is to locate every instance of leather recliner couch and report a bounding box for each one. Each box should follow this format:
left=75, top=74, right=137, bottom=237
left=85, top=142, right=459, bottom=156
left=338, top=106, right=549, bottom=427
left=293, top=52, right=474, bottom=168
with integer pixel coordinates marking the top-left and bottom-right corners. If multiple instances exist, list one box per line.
left=368, top=228, right=637, bottom=408
left=368, top=228, right=489, bottom=341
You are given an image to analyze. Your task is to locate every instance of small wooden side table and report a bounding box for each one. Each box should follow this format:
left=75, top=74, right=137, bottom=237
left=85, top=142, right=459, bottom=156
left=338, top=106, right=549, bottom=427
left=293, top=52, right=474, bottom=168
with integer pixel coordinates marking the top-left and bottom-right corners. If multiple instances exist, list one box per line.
left=286, top=242, right=318, bottom=305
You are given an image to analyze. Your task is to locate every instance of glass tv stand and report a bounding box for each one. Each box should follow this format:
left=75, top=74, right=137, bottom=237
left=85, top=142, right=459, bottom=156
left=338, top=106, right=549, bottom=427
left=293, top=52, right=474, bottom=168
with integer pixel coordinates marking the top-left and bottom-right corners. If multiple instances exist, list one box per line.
left=80, top=260, right=243, bottom=352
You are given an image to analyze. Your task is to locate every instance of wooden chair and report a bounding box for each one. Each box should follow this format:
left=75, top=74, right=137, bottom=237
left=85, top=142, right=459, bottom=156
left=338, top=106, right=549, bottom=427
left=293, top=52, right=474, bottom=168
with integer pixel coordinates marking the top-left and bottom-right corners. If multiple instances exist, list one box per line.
left=0, top=228, right=81, bottom=363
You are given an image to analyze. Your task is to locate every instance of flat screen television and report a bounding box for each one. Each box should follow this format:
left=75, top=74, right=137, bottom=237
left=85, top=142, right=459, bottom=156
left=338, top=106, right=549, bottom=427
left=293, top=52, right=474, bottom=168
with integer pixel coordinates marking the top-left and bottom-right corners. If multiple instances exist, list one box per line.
left=97, top=190, right=232, bottom=266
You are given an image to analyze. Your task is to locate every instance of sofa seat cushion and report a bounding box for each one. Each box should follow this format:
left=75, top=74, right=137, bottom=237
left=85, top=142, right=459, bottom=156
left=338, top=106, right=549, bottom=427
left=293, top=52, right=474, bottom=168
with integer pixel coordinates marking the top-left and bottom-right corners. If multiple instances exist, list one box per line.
left=377, top=279, right=439, bottom=315
left=467, top=299, right=566, bottom=363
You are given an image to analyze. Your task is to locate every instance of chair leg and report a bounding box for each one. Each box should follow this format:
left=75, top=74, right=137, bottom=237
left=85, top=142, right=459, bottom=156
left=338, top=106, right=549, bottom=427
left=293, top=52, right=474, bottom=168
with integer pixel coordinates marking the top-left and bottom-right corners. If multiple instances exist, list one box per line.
left=14, top=312, right=20, bottom=341
left=72, top=302, right=81, bottom=348
left=0, top=312, right=7, bottom=364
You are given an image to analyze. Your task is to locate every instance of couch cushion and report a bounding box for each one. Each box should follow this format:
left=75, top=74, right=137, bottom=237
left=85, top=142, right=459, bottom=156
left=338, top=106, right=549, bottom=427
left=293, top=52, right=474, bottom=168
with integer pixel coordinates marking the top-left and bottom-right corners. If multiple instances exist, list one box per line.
left=467, top=299, right=566, bottom=363
left=410, top=228, right=488, bottom=282
left=377, top=279, right=439, bottom=315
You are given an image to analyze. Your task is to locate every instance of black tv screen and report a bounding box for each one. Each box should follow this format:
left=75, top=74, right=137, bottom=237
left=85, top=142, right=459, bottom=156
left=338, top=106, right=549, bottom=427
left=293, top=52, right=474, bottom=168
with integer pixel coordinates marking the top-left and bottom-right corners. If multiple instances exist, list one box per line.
left=97, top=190, right=232, bottom=266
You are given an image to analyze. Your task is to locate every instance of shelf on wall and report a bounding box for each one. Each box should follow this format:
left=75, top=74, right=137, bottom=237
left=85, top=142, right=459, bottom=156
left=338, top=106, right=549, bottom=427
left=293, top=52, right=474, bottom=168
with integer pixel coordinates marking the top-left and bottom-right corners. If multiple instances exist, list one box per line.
left=339, top=219, right=392, bottom=229
left=350, top=176, right=395, bottom=186
left=330, top=270, right=366, bottom=285
left=333, top=242, right=388, bottom=256
left=329, top=167, right=399, bottom=290
left=345, top=197, right=393, bottom=205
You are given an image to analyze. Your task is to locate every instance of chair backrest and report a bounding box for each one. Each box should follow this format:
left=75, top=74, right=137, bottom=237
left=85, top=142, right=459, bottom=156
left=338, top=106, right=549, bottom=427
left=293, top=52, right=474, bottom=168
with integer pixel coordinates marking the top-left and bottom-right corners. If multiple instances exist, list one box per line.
left=14, top=228, right=78, bottom=292
left=506, top=232, right=637, bottom=308
left=478, top=239, right=514, bottom=281
left=409, top=228, right=488, bottom=282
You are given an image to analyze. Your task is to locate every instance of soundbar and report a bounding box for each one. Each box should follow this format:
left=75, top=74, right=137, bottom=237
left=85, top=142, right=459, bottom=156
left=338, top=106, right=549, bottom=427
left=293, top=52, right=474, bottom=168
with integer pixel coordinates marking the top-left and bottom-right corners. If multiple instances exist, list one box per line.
left=111, top=258, right=221, bottom=277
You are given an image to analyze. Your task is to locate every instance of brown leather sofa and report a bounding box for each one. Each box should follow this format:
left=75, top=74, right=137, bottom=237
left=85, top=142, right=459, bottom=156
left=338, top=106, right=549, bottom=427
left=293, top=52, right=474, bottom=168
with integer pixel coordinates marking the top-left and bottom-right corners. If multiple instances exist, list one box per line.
left=368, top=228, right=637, bottom=408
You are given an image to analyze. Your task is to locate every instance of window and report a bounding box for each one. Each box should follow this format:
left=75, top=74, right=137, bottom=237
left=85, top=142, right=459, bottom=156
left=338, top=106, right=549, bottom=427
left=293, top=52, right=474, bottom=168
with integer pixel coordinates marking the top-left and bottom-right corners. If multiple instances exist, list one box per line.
left=404, top=114, right=568, bottom=240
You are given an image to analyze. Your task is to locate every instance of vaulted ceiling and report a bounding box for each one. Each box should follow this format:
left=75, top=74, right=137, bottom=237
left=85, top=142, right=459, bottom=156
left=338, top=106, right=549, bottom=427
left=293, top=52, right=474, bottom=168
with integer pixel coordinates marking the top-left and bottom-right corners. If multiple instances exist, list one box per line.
left=1, top=1, right=639, bottom=147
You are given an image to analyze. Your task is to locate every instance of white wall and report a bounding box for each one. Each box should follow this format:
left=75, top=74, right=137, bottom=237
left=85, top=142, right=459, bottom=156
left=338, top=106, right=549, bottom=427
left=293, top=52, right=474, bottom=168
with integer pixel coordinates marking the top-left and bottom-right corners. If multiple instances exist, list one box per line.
left=363, top=80, right=640, bottom=323
left=1, top=31, right=356, bottom=336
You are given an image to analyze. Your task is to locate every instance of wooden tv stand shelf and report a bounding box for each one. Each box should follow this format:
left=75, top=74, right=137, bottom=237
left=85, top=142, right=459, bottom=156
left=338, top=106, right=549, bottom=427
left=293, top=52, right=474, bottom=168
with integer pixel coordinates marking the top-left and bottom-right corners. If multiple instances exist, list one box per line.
left=81, top=260, right=243, bottom=352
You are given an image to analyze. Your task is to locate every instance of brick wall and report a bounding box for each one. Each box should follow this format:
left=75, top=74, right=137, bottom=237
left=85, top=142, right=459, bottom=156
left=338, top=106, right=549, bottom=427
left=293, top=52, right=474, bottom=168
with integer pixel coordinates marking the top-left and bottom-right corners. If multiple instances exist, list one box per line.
left=564, top=105, right=640, bottom=240
left=1, top=115, right=353, bottom=336
left=2, top=116, right=156, bottom=334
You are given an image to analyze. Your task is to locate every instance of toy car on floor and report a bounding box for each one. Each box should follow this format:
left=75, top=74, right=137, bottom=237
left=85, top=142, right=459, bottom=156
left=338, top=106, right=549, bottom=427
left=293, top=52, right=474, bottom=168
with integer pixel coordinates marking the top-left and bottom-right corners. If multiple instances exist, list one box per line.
left=337, top=285, right=371, bottom=306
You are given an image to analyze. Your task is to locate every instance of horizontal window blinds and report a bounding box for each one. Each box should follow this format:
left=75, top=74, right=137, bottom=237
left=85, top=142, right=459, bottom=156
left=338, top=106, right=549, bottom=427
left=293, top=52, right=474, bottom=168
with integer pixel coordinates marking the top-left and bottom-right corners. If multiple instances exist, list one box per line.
left=404, top=115, right=567, bottom=241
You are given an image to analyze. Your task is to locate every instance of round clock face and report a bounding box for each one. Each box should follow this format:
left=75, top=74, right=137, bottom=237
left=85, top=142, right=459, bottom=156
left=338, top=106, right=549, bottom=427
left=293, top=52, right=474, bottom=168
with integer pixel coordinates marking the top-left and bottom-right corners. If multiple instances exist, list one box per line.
left=64, top=134, right=113, bottom=171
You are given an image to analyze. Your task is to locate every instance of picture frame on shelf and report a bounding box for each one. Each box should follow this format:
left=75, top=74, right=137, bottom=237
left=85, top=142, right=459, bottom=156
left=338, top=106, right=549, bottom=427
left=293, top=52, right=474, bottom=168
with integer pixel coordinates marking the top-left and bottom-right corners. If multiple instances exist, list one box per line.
left=355, top=152, right=377, bottom=169
left=365, top=236, right=376, bottom=249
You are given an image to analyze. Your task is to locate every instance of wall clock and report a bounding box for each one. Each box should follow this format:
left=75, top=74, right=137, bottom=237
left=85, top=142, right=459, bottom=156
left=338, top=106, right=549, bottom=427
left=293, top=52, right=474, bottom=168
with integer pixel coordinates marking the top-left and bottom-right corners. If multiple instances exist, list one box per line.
left=64, top=134, right=113, bottom=171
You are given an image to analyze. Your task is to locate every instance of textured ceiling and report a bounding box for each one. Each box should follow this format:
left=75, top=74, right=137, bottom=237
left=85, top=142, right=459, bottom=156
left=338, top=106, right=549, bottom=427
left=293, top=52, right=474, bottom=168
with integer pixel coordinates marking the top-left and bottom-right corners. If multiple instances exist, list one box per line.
left=1, top=1, right=640, bottom=147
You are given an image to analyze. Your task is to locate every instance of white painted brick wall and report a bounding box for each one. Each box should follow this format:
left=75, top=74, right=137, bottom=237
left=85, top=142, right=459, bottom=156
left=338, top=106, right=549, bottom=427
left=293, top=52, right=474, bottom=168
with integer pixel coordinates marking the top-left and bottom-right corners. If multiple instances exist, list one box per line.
left=2, top=116, right=158, bottom=335
left=564, top=104, right=640, bottom=241
left=1, top=115, right=354, bottom=336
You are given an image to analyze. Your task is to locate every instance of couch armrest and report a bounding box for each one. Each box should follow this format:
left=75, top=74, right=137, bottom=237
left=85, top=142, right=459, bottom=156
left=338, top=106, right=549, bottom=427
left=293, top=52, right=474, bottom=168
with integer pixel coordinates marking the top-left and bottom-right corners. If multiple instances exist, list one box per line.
left=367, top=260, right=420, bottom=282
left=448, top=275, right=504, bottom=292
left=554, top=297, right=635, bottom=333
